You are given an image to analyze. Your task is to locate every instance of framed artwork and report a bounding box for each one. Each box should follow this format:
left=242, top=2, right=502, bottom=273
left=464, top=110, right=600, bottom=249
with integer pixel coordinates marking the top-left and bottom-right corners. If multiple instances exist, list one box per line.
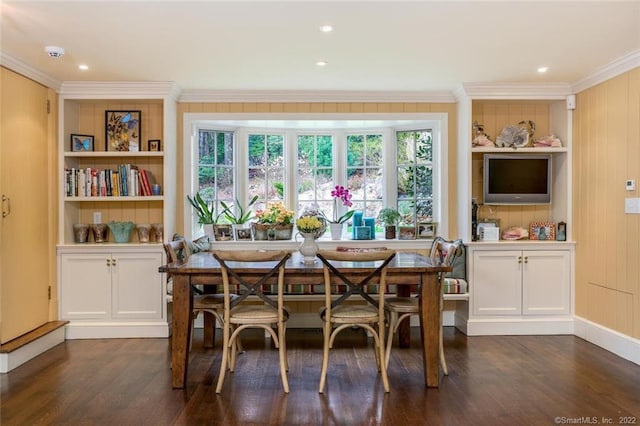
left=70, top=134, right=94, bottom=152
left=556, top=221, right=567, bottom=241
left=148, top=139, right=161, bottom=152
left=529, top=221, right=556, bottom=240
left=234, top=227, right=253, bottom=241
left=417, top=222, right=437, bottom=239
left=213, top=224, right=233, bottom=241
left=105, top=110, right=141, bottom=152
left=398, top=225, right=416, bottom=240
left=477, top=218, right=501, bottom=241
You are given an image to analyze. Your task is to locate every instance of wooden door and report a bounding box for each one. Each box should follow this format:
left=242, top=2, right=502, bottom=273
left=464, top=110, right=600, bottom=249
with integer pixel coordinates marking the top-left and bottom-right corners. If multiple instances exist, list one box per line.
left=522, top=250, right=571, bottom=315
left=0, top=68, right=51, bottom=343
left=471, top=250, right=523, bottom=316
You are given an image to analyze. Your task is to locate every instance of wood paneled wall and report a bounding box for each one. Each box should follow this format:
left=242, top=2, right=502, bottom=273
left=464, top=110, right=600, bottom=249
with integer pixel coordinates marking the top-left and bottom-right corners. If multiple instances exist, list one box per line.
left=574, top=68, right=640, bottom=339
left=176, top=102, right=458, bottom=236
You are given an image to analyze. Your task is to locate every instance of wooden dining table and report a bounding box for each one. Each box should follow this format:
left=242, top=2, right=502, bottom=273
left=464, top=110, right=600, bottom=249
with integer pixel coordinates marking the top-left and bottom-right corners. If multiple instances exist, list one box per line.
left=159, top=250, right=451, bottom=389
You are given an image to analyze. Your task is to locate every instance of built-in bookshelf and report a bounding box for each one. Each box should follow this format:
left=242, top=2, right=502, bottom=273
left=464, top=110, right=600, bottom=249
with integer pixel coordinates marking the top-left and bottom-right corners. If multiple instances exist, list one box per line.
left=57, top=85, right=178, bottom=245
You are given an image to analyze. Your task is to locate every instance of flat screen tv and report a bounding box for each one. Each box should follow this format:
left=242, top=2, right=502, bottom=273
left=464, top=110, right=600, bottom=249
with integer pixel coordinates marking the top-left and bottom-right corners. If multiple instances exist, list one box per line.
left=483, top=154, right=552, bottom=204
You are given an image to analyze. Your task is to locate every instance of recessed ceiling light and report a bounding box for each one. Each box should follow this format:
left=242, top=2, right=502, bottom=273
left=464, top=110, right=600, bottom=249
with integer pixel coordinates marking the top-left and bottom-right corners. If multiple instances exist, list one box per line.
left=537, top=66, right=549, bottom=73
left=44, top=46, right=65, bottom=59
left=319, top=25, right=333, bottom=33
left=78, top=64, right=89, bottom=71
left=316, top=61, right=328, bottom=67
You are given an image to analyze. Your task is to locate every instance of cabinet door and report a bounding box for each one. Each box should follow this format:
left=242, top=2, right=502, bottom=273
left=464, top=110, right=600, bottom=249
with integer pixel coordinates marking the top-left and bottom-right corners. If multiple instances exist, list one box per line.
left=111, top=252, right=163, bottom=319
left=522, top=250, right=570, bottom=315
left=60, top=253, right=111, bottom=319
left=472, top=250, right=522, bottom=315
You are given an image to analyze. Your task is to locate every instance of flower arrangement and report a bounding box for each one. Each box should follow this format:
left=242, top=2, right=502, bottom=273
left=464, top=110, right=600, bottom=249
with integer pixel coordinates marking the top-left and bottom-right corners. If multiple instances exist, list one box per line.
left=323, top=185, right=355, bottom=224
left=254, top=201, right=295, bottom=225
left=296, top=216, right=324, bottom=233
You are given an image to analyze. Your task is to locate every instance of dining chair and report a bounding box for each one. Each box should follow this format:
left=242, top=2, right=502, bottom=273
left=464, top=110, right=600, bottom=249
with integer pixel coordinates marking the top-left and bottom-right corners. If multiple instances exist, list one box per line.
left=316, top=248, right=396, bottom=393
left=164, top=239, right=226, bottom=349
left=384, top=237, right=463, bottom=374
left=211, top=250, right=292, bottom=394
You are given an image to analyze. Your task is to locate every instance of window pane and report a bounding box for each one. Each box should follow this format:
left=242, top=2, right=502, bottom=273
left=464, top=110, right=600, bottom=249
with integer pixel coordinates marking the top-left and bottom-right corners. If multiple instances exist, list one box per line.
left=248, top=134, right=265, bottom=167
left=366, top=134, right=383, bottom=167
left=347, top=135, right=364, bottom=166
left=216, top=132, right=233, bottom=165
left=317, top=136, right=332, bottom=167
left=296, top=134, right=334, bottom=211
left=267, top=134, right=284, bottom=166
left=396, top=129, right=434, bottom=224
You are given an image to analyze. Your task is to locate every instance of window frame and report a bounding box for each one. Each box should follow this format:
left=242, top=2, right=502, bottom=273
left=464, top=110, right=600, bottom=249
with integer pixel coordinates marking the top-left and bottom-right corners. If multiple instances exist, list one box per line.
left=183, top=113, right=448, bottom=240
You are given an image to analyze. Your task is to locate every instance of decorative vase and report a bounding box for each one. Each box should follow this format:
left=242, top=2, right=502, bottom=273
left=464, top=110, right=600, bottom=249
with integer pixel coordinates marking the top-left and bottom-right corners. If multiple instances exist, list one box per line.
left=108, top=221, right=135, bottom=243
left=297, top=232, right=319, bottom=266
left=329, top=223, right=343, bottom=240
left=73, top=223, right=89, bottom=243
left=151, top=223, right=164, bottom=242
left=136, top=224, right=151, bottom=243
left=90, top=223, right=108, bottom=243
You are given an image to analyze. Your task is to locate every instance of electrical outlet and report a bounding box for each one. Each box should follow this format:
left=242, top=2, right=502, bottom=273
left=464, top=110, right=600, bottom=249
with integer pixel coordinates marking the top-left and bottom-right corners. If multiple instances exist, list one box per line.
left=93, top=212, right=102, bottom=224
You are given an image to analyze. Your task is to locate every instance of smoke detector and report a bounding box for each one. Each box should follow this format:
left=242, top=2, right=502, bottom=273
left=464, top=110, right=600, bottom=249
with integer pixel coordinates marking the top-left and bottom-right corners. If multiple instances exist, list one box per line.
left=45, top=46, right=65, bottom=59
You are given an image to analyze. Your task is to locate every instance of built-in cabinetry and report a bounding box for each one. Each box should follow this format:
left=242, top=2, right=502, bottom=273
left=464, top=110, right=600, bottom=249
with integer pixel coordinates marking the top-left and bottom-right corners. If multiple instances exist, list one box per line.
left=462, top=242, right=574, bottom=335
left=454, top=84, right=575, bottom=335
left=56, top=82, right=178, bottom=339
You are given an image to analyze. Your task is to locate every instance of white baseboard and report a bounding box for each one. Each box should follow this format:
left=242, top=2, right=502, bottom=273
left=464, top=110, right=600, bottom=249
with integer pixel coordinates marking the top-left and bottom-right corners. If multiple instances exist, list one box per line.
left=64, top=322, right=169, bottom=339
left=465, top=317, right=575, bottom=336
left=574, top=316, right=640, bottom=366
left=0, top=327, right=66, bottom=373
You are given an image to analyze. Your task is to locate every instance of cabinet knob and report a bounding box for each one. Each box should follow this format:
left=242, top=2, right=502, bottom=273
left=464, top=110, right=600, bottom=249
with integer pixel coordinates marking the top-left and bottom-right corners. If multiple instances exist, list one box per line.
left=111, top=258, right=116, bottom=267
left=2, top=194, right=10, bottom=218
left=518, top=256, right=522, bottom=264
left=106, top=259, right=111, bottom=267
left=524, top=256, right=528, bottom=264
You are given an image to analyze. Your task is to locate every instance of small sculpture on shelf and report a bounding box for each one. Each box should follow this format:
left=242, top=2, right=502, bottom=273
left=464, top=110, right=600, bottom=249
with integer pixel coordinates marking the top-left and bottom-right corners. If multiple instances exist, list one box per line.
left=534, top=134, right=563, bottom=148
left=471, top=121, right=494, bottom=147
left=496, top=120, right=535, bottom=149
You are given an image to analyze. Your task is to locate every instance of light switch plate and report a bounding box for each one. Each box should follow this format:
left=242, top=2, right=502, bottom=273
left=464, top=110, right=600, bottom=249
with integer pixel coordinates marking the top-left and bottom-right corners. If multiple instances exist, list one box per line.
left=625, top=198, right=640, bottom=214
left=626, top=179, right=635, bottom=191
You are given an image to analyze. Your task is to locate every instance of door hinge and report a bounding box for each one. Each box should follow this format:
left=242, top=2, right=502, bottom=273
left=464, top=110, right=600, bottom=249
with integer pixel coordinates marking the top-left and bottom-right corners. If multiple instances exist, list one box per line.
left=46, top=99, right=51, bottom=114
left=48, top=286, right=52, bottom=300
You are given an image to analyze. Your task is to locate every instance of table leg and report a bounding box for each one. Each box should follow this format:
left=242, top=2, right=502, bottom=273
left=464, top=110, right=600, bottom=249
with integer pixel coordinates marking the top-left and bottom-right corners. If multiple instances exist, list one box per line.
left=396, top=284, right=411, bottom=348
left=419, top=272, right=440, bottom=387
left=172, top=275, right=192, bottom=388
left=203, top=312, right=216, bottom=348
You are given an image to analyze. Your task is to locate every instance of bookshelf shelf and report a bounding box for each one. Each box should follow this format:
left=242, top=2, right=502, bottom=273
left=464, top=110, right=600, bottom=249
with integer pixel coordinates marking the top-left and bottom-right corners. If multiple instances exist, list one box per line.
left=64, top=196, right=164, bottom=202
left=64, top=151, right=164, bottom=158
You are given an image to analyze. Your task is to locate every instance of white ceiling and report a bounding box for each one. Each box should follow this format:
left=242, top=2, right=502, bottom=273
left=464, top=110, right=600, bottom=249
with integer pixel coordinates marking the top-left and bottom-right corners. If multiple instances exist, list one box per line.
left=1, top=1, right=639, bottom=94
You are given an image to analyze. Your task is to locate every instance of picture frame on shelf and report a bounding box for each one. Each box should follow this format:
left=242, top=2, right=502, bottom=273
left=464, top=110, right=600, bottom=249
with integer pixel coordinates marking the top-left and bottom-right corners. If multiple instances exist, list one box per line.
left=476, top=218, right=501, bottom=241
left=529, top=221, right=556, bottom=240
left=417, top=222, right=436, bottom=239
left=105, top=110, right=141, bottom=152
left=234, top=227, right=253, bottom=241
left=70, top=134, right=94, bottom=152
left=148, top=139, right=161, bottom=152
left=213, top=224, right=233, bottom=241
left=398, top=225, right=416, bottom=240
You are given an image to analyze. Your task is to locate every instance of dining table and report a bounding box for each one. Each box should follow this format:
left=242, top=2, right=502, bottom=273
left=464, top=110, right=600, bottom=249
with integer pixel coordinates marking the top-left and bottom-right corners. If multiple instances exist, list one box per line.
left=159, top=250, right=451, bottom=389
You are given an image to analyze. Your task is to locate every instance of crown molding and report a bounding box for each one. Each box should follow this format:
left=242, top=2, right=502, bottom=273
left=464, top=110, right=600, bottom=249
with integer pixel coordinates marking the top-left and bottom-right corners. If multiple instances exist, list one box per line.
left=0, top=51, right=62, bottom=91
left=59, top=81, right=182, bottom=101
left=178, top=90, right=457, bottom=103
left=459, top=82, right=572, bottom=100
left=572, top=49, right=640, bottom=93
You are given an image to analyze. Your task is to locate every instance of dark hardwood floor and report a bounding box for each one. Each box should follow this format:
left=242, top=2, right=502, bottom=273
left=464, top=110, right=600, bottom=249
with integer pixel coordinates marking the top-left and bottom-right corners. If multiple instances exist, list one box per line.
left=2, top=327, right=639, bottom=425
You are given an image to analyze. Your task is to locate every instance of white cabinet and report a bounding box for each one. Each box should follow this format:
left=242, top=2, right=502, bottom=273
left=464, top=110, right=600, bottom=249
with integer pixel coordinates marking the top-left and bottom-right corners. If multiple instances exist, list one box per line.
left=472, top=249, right=571, bottom=316
left=464, top=242, right=574, bottom=335
left=58, top=245, right=167, bottom=338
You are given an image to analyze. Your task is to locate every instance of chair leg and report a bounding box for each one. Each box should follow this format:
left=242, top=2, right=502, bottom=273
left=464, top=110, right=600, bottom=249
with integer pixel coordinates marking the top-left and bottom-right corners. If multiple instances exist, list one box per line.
left=385, top=310, right=398, bottom=369
left=378, top=327, right=390, bottom=393
left=318, top=321, right=331, bottom=393
left=215, top=320, right=231, bottom=394
left=278, top=322, right=289, bottom=393
left=440, top=309, right=448, bottom=376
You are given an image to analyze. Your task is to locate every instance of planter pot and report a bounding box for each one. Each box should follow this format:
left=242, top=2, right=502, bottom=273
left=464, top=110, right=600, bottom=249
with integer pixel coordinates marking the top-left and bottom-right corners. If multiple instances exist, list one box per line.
left=203, top=224, right=215, bottom=239
left=329, top=223, right=343, bottom=240
left=252, top=223, right=294, bottom=240
left=384, top=225, right=397, bottom=239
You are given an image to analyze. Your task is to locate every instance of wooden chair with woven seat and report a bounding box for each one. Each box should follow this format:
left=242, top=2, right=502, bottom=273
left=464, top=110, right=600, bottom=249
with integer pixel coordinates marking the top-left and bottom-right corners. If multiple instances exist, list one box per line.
left=211, top=250, right=292, bottom=394
left=384, top=237, right=463, bottom=374
left=164, top=239, right=226, bottom=350
left=315, top=248, right=396, bottom=393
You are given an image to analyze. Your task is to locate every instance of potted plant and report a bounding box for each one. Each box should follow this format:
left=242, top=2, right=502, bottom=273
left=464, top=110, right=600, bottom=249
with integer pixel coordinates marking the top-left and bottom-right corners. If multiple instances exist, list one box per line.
left=187, top=192, right=227, bottom=238
left=253, top=201, right=296, bottom=240
left=377, top=207, right=401, bottom=239
left=220, top=195, right=259, bottom=240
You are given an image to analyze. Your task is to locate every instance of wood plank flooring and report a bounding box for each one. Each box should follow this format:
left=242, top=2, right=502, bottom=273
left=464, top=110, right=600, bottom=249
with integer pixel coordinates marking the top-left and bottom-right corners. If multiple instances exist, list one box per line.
left=2, top=327, right=639, bottom=425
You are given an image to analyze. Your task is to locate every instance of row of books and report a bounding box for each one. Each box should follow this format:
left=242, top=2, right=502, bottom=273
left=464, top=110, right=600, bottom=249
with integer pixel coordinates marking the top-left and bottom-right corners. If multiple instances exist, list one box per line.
left=64, top=165, right=157, bottom=197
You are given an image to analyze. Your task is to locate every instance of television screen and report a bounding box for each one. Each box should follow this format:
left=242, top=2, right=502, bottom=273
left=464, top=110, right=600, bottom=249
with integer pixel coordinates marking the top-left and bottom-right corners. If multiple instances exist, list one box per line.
left=483, top=154, right=551, bottom=204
